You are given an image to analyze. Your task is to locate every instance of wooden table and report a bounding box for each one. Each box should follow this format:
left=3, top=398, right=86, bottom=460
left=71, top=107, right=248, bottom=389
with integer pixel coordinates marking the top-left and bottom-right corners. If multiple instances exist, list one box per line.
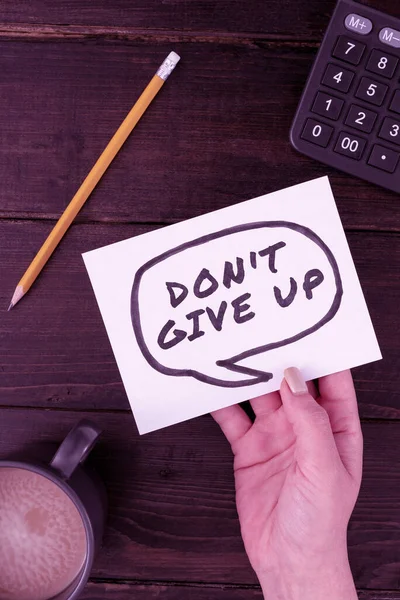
left=1, top=0, right=399, bottom=598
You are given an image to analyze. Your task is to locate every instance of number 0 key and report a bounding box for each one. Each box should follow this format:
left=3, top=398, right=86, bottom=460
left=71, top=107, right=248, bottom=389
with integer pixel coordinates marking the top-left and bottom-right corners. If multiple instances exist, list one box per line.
left=301, top=119, right=334, bottom=147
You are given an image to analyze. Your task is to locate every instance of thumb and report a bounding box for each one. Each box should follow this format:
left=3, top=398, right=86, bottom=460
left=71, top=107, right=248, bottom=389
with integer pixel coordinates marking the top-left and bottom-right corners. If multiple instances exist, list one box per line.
left=281, top=367, right=340, bottom=475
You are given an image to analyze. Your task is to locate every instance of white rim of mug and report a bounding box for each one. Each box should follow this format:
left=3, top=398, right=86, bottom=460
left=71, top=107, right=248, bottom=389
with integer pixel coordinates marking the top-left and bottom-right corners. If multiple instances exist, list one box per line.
left=0, top=459, right=95, bottom=600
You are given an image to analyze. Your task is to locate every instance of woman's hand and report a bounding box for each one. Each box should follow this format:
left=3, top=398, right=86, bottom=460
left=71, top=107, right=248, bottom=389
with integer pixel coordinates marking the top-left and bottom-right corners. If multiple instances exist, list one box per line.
left=212, top=368, right=362, bottom=600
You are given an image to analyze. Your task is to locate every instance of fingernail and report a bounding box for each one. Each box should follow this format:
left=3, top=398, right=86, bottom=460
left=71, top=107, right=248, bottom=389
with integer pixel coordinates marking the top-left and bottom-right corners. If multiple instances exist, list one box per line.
left=284, top=367, right=308, bottom=396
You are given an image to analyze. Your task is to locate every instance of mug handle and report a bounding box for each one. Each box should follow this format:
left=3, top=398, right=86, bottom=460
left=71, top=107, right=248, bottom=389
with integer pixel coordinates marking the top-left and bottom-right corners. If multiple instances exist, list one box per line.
left=50, top=420, right=102, bottom=479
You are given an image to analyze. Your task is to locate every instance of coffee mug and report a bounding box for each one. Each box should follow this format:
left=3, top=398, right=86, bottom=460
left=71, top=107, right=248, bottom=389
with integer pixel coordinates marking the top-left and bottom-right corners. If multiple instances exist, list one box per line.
left=0, top=420, right=107, bottom=600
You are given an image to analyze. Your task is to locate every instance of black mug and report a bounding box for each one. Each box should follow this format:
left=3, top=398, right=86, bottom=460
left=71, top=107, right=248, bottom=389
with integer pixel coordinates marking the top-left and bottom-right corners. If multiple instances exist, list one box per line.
left=0, top=420, right=107, bottom=600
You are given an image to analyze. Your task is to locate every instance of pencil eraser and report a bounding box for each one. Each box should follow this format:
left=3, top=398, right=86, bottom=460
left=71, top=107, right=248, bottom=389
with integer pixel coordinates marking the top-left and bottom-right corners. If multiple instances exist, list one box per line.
left=167, top=51, right=181, bottom=65
left=157, top=51, right=181, bottom=81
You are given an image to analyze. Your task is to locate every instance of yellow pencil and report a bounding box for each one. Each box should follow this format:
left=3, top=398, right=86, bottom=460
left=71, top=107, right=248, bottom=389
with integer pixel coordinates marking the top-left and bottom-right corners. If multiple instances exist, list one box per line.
left=8, top=51, right=181, bottom=311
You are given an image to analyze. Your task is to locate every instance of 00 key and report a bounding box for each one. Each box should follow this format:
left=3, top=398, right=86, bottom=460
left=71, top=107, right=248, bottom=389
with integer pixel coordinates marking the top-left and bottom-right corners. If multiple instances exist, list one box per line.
left=334, top=131, right=366, bottom=160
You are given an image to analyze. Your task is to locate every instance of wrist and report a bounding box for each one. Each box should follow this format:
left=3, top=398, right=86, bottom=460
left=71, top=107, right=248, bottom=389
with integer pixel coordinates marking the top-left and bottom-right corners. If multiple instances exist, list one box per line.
left=258, top=550, right=357, bottom=600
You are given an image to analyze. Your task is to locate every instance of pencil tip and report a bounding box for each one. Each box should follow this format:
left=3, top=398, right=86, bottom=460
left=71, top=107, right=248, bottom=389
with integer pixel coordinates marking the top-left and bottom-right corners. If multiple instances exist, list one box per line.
left=8, top=285, right=25, bottom=311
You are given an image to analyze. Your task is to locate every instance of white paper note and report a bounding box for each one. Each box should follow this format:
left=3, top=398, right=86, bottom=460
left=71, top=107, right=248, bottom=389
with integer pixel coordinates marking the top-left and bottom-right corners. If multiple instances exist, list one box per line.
left=83, top=177, right=382, bottom=434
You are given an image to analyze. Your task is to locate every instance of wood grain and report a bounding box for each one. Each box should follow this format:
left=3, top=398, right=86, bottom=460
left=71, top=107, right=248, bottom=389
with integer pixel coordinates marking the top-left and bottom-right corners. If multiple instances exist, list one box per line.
left=83, top=582, right=263, bottom=599
left=0, top=1, right=336, bottom=37
left=0, top=408, right=399, bottom=589
left=0, top=0, right=397, bottom=39
left=358, top=595, right=400, bottom=600
left=1, top=0, right=400, bottom=595
left=1, top=221, right=398, bottom=416
left=0, top=40, right=398, bottom=231
left=76, top=581, right=400, bottom=600
left=80, top=583, right=400, bottom=600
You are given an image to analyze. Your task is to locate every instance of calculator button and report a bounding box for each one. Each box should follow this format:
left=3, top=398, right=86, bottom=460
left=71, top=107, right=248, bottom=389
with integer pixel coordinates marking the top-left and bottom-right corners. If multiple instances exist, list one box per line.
left=301, top=119, right=333, bottom=147
left=334, top=132, right=366, bottom=160
left=311, top=92, right=344, bottom=120
left=366, top=49, right=398, bottom=79
left=345, top=105, right=377, bottom=133
left=368, top=144, right=400, bottom=172
left=389, top=90, right=400, bottom=114
left=345, top=14, right=373, bottom=36
left=379, top=28, right=400, bottom=49
left=355, top=77, right=388, bottom=106
left=332, top=36, right=366, bottom=65
left=321, top=64, right=354, bottom=93
left=378, top=117, right=400, bottom=145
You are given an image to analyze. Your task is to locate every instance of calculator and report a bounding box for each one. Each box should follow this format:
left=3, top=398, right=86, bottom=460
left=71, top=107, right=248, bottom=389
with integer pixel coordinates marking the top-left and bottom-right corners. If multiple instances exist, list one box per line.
left=290, top=0, right=400, bottom=193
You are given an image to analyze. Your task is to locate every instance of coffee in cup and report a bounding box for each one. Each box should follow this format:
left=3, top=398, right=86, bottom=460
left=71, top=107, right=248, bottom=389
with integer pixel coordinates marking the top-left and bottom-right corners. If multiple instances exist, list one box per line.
left=0, top=467, right=87, bottom=600
left=0, top=420, right=106, bottom=600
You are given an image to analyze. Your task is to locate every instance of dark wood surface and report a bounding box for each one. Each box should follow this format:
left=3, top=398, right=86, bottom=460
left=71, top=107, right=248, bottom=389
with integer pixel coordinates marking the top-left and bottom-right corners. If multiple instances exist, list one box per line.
left=2, top=409, right=400, bottom=590
left=1, top=1, right=400, bottom=598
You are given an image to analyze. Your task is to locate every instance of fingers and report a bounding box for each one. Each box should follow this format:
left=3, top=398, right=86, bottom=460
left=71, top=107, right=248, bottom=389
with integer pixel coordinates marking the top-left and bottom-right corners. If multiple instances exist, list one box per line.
left=250, top=391, right=281, bottom=417
left=318, top=370, right=363, bottom=481
left=280, top=371, right=339, bottom=475
left=211, top=404, right=252, bottom=446
left=318, top=370, right=359, bottom=432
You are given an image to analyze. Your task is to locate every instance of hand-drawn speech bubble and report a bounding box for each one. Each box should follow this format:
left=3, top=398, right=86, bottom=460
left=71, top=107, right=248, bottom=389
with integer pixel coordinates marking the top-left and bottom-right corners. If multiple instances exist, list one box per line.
left=131, top=222, right=343, bottom=388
